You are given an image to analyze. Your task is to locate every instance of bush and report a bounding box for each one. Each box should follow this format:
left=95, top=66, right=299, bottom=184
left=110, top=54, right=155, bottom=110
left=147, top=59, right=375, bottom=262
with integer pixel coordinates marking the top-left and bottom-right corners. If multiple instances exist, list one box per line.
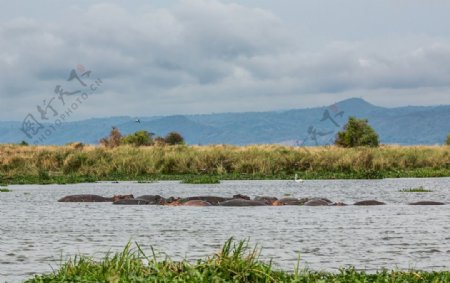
left=335, top=117, right=379, bottom=147
left=19, top=140, right=29, bottom=146
left=164, top=131, right=184, bottom=145
left=100, top=128, right=122, bottom=148
left=122, top=131, right=154, bottom=146
left=446, top=134, right=450, bottom=145
left=153, top=136, right=166, bottom=146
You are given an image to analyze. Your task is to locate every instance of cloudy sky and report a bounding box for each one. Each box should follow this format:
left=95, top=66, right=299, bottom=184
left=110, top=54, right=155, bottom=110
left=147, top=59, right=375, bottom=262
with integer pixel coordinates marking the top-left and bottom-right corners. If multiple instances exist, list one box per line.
left=1, top=0, right=450, bottom=121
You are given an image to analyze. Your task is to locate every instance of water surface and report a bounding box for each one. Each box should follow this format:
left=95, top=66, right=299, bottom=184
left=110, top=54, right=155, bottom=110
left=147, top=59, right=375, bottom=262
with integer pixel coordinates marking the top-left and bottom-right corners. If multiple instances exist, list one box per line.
left=1, top=178, right=449, bottom=282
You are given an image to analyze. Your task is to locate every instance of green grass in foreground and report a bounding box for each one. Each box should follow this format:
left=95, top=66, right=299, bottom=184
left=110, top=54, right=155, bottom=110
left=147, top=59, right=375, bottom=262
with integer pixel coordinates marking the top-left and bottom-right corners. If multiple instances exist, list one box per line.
left=399, top=186, right=433, bottom=193
left=181, top=175, right=221, bottom=184
left=26, top=239, right=449, bottom=283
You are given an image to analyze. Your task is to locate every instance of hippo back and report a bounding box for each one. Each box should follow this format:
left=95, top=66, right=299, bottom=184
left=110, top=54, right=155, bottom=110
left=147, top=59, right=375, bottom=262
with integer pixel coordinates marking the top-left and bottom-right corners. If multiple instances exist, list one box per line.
left=58, top=194, right=110, bottom=202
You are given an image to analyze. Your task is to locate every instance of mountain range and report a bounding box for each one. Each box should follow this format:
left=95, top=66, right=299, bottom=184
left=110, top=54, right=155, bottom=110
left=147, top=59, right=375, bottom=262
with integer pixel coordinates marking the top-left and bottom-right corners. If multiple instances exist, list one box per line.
left=1, top=98, right=449, bottom=145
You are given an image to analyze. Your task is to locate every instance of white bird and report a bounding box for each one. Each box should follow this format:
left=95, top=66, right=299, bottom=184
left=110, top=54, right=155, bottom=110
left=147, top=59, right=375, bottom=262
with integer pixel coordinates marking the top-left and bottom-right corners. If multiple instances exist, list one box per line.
left=294, top=173, right=304, bottom=183
left=135, top=119, right=141, bottom=123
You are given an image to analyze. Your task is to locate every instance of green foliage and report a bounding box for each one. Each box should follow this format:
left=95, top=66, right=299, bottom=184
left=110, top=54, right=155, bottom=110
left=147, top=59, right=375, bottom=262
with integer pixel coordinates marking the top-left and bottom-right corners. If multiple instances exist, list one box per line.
left=446, top=134, right=450, bottom=145
left=399, top=186, right=432, bottom=193
left=181, top=175, right=220, bottom=184
left=26, top=239, right=450, bottom=282
left=335, top=117, right=379, bottom=147
left=100, top=127, right=122, bottom=148
left=164, top=131, right=184, bottom=145
left=122, top=130, right=154, bottom=146
left=0, top=187, right=11, bottom=192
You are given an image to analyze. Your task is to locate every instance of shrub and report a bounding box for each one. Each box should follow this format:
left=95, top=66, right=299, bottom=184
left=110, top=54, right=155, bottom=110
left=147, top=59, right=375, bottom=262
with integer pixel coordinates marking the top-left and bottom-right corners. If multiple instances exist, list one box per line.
left=122, top=131, right=154, bottom=146
left=100, top=128, right=122, bottom=148
left=335, top=117, right=379, bottom=147
left=446, top=134, right=450, bottom=145
left=181, top=175, right=220, bottom=184
left=164, top=131, right=184, bottom=145
left=19, top=140, right=29, bottom=146
left=153, top=136, right=166, bottom=146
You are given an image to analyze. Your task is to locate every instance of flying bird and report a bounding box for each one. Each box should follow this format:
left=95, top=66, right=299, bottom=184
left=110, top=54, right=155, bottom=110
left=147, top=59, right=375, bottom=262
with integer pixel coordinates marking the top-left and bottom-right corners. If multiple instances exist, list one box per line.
left=135, top=119, right=141, bottom=123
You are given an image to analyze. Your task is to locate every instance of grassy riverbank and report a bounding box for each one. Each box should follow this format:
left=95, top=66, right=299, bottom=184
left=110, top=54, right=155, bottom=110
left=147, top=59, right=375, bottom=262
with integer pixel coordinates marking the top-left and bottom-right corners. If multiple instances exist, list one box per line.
left=26, top=239, right=450, bottom=283
left=1, top=144, right=449, bottom=185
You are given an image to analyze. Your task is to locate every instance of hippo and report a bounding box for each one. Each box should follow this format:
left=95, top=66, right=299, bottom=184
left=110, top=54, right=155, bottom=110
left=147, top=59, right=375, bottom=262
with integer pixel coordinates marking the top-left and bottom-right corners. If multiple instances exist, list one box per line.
left=162, top=197, right=181, bottom=205
left=180, top=196, right=228, bottom=205
left=113, top=199, right=150, bottom=205
left=219, top=199, right=267, bottom=206
left=277, top=197, right=309, bottom=205
left=304, top=199, right=330, bottom=206
left=182, top=200, right=212, bottom=206
left=111, top=195, right=134, bottom=202
left=233, top=194, right=251, bottom=200
left=331, top=202, right=348, bottom=206
left=354, top=200, right=385, bottom=205
left=409, top=201, right=446, bottom=205
left=135, top=195, right=164, bottom=204
left=254, top=196, right=278, bottom=205
left=58, top=194, right=133, bottom=202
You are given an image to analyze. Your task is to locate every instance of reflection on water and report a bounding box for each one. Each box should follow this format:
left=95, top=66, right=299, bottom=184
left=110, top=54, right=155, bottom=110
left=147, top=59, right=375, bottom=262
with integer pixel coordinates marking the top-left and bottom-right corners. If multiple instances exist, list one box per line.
left=1, top=178, right=450, bottom=282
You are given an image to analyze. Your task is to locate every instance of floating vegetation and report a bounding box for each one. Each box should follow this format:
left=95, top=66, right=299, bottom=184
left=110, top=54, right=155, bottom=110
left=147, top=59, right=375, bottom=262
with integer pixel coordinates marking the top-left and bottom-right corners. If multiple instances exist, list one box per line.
left=0, top=187, right=11, bottom=192
left=137, top=180, right=158, bottom=183
left=181, top=175, right=220, bottom=184
left=26, top=239, right=450, bottom=282
left=399, top=186, right=433, bottom=193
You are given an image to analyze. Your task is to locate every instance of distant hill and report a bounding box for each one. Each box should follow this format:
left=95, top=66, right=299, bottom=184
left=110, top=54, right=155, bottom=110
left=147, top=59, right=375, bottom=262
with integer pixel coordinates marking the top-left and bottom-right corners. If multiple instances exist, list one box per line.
left=1, top=98, right=449, bottom=145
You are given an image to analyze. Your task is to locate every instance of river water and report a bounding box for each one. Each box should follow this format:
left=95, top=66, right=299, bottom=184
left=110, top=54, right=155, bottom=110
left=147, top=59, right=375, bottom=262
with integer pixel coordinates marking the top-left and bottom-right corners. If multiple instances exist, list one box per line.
left=1, top=178, right=449, bottom=282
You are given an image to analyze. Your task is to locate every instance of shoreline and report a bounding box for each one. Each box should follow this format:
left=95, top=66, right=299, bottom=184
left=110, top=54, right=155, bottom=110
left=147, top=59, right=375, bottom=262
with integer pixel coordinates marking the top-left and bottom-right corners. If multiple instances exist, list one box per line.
left=1, top=144, right=449, bottom=185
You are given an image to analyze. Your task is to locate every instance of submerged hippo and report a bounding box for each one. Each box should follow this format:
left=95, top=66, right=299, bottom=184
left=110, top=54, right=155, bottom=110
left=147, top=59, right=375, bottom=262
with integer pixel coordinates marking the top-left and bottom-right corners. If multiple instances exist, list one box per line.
left=254, top=196, right=278, bottom=205
left=233, top=194, right=251, bottom=200
left=354, top=200, right=385, bottom=205
left=135, top=195, right=164, bottom=204
left=409, top=201, right=445, bottom=205
left=182, top=200, right=212, bottom=206
left=277, top=197, right=309, bottom=205
left=180, top=196, right=228, bottom=205
left=304, top=199, right=330, bottom=206
left=113, top=198, right=150, bottom=205
left=331, top=202, right=348, bottom=206
left=219, top=199, right=267, bottom=206
left=58, top=194, right=133, bottom=202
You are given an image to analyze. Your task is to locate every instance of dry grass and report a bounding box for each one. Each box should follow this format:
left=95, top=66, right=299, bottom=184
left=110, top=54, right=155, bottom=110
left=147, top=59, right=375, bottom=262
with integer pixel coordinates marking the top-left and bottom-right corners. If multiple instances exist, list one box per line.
left=0, top=144, right=449, bottom=184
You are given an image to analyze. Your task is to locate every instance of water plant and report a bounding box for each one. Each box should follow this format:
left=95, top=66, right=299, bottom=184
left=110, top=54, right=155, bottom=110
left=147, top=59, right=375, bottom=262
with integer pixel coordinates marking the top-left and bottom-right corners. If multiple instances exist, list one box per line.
left=399, top=186, right=433, bottom=193
left=26, top=239, right=450, bottom=282
left=181, top=175, right=220, bottom=184
left=0, top=187, right=11, bottom=192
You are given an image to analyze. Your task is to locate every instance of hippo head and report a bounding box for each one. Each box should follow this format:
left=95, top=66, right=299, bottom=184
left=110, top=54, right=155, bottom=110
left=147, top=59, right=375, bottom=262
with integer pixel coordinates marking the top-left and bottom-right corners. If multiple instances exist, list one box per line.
left=112, top=194, right=134, bottom=202
left=233, top=194, right=250, bottom=200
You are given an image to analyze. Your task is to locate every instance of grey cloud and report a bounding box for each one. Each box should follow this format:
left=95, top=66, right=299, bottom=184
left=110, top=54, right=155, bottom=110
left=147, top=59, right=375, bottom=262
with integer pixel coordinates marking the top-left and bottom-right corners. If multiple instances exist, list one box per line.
left=1, top=0, right=450, bottom=121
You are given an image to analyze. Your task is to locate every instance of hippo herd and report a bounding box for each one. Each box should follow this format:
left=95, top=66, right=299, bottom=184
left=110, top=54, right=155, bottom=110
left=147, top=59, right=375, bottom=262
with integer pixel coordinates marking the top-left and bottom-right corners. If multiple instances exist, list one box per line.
left=57, top=194, right=447, bottom=206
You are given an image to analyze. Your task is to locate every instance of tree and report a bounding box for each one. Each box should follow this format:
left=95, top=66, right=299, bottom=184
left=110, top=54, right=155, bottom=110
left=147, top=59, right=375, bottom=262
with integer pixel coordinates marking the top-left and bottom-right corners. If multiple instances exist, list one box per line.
left=164, top=131, right=184, bottom=145
left=100, top=127, right=122, bottom=148
left=335, top=117, right=379, bottom=147
left=446, top=134, right=450, bottom=146
left=122, top=130, right=154, bottom=146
